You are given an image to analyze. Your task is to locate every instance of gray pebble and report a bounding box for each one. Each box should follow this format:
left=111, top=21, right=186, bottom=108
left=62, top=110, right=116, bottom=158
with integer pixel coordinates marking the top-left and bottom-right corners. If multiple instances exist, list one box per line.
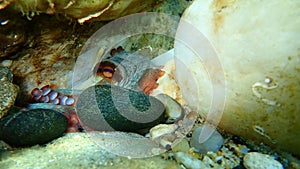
left=190, top=125, right=224, bottom=154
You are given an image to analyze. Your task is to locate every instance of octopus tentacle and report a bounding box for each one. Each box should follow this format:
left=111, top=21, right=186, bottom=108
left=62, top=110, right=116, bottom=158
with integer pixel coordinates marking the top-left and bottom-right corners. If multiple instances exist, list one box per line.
left=31, top=85, right=76, bottom=106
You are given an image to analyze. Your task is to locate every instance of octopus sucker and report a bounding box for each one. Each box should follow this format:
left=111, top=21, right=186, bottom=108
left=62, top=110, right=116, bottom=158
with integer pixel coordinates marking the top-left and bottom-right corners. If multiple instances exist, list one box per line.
left=31, top=85, right=76, bottom=106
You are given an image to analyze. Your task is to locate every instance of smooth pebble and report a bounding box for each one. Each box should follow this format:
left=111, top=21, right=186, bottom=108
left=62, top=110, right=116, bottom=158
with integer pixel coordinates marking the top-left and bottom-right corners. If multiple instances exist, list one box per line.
left=76, top=84, right=166, bottom=132
left=243, top=152, right=283, bottom=169
left=0, top=108, right=68, bottom=147
left=190, top=125, right=224, bottom=154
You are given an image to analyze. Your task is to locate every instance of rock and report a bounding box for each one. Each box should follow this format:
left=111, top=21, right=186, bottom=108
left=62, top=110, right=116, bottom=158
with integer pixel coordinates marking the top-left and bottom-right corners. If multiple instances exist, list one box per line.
left=0, top=108, right=68, bottom=147
left=0, top=67, right=19, bottom=118
left=243, top=152, right=283, bottom=169
left=190, top=125, right=224, bottom=154
left=0, top=133, right=177, bottom=168
left=6, top=0, right=161, bottom=23
left=149, top=123, right=179, bottom=149
left=174, top=152, right=209, bottom=169
left=76, top=84, right=166, bottom=132
left=154, top=93, right=184, bottom=123
left=150, top=124, right=178, bottom=139
left=177, top=0, right=300, bottom=157
left=0, top=10, right=27, bottom=58
left=171, top=139, right=190, bottom=153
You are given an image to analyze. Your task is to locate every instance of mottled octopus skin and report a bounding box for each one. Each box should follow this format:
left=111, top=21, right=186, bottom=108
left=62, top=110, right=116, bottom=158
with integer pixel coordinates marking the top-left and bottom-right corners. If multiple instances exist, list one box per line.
left=97, top=46, right=165, bottom=94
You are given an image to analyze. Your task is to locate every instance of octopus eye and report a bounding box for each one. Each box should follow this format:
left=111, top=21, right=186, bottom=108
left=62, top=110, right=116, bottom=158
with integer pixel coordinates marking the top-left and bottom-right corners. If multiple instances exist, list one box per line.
left=102, top=66, right=114, bottom=78
left=95, top=61, right=116, bottom=79
left=95, top=61, right=122, bottom=82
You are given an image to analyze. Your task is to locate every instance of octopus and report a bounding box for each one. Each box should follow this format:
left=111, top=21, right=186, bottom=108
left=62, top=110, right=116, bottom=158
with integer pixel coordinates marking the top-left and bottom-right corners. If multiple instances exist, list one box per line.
left=31, top=46, right=166, bottom=132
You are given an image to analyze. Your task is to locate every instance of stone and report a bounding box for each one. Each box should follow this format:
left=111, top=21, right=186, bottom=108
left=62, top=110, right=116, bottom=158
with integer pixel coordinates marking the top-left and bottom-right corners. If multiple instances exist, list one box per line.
left=190, top=125, right=224, bottom=154
left=0, top=67, right=19, bottom=118
left=176, top=0, right=300, bottom=156
left=174, top=152, right=209, bottom=169
left=76, top=84, right=166, bottom=132
left=154, top=93, right=184, bottom=123
left=243, top=152, right=283, bottom=169
left=150, top=124, right=178, bottom=139
left=171, top=139, right=190, bottom=153
left=0, top=10, right=27, bottom=58
left=0, top=108, right=68, bottom=147
left=4, top=0, right=161, bottom=23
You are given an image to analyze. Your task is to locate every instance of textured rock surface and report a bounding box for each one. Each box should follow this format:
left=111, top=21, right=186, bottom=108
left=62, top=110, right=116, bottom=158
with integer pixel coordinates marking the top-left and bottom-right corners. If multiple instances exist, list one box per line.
left=0, top=133, right=179, bottom=169
left=0, top=10, right=27, bottom=58
left=5, top=0, right=164, bottom=23
left=177, top=0, right=300, bottom=157
left=0, top=67, right=19, bottom=118
left=243, top=152, right=283, bottom=169
left=0, top=108, right=68, bottom=147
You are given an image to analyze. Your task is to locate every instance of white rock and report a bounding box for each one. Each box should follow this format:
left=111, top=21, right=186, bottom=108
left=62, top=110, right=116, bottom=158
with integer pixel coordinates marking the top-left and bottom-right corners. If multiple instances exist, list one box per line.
left=1, top=60, right=13, bottom=67
left=174, top=152, right=209, bottom=169
left=243, top=152, right=283, bottom=169
left=175, top=0, right=300, bottom=156
left=150, top=124, right=178, bottom=139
